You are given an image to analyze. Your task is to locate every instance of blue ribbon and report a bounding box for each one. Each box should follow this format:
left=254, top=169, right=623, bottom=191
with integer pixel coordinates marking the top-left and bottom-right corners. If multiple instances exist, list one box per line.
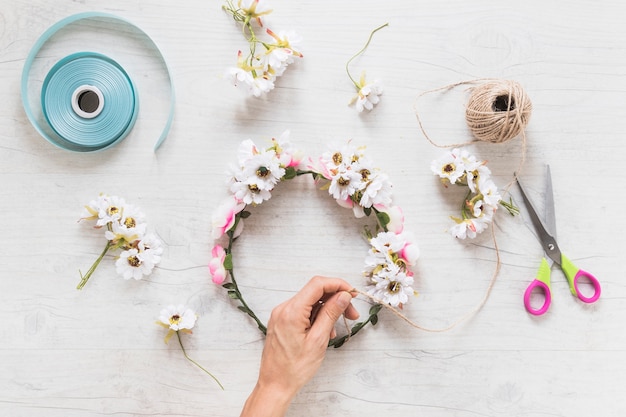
left=21, top=12, right=175, bottom=152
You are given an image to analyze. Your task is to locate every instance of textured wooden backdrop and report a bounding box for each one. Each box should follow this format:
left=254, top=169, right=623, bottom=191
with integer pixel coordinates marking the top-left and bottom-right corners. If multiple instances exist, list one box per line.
left=1, top=1, right=624, bottom=416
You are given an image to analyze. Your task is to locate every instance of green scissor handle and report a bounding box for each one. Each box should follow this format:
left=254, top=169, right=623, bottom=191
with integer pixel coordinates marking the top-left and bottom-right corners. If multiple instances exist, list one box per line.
left=560, top=254, right=601, bottom=303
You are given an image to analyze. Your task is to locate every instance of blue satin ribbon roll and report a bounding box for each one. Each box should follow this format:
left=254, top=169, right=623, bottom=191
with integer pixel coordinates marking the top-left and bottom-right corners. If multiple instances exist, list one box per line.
left=41, top=52, right=138, bottom=151
left=21, top=12, right=175, bottom=152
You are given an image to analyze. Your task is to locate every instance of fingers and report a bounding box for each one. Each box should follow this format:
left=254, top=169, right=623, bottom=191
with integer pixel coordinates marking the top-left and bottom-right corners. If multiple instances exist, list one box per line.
left=308, top=291, right=354, bottom=341
left=292, top=276, right=355, bottom=307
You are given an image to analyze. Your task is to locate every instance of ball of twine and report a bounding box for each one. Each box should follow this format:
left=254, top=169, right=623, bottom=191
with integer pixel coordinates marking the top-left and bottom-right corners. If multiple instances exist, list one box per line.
left=465, top=80, right=532, bottom=143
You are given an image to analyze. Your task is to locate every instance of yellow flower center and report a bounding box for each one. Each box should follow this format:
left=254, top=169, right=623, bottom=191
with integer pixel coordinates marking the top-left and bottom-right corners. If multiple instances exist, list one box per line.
left=360, top=168, right=371, bottom=181
left=248, top=184, right=260, bottom=194
left=387, top=281, right=401, bottom=294
left=124, top=217, right=136, bottom=228
left=169, top=314, right=181, bottom=325
left=332, top=152, right=343, bottom=166
left=107, top=206, right=120, bottom=216
left=127, top=256, right=142, bottom=267
left=337, top=176, right=350, bottom=186
left=443, top=163, right=455, bottom=174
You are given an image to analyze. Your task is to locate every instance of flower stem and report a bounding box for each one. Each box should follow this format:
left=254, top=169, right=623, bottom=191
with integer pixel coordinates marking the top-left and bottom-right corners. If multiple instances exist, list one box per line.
left=176, top=331, right=224, bottom=390
left=345, top=23, right=389, bottom=89
left=77, top=240, right=114, bottom=290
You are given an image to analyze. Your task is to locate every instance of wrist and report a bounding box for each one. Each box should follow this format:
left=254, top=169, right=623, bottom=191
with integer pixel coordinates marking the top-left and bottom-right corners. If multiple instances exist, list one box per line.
left=240, top=381, right=295, bottom=417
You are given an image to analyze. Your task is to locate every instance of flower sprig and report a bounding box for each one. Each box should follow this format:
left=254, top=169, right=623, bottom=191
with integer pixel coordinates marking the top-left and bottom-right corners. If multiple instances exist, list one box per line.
left=223, top=0, right=303, bottom=97
left=431, top=148, right=519, bottom=239
left=157, top=305, right=224, bottom=390
left=209, top=132, right=419, bottom=347
left=346, top=23, right=388, bottom=112
left=77, top=194, right=162, bottom=290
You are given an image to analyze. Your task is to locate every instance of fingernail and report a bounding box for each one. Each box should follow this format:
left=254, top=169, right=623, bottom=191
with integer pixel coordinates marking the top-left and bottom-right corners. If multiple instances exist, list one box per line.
left=337, top=291, right=351, bottom=309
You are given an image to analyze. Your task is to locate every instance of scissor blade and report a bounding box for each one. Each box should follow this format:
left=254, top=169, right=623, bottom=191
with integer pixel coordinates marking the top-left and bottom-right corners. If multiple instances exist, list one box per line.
left=544, top=165, right=557, bottom=239
left=516, top=174, right=563, bottom=266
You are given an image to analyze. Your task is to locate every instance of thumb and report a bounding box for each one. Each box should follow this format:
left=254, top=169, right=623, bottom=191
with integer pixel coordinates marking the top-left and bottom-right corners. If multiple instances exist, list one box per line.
left=309, top=291, right=352, bottom=340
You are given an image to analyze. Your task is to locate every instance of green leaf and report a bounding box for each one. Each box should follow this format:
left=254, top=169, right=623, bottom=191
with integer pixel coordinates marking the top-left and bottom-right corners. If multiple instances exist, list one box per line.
left=228, top=291, right=239, bottom=299
left=283, top=166, right=297, bottom=180
left=223, top=253, right=233, bottom=270
left=240, top=210, right=251, bottom=219
left=376, top=211, right=390, bottom=227
left=222, top=282, right=236, bottom=290
left=331, top=337, right=346, bottom=348
left=369, top=304, right=383, bottom=315
left=370, top=314, right=378, bottom=326
left=363, top=206, right=372, bottom=216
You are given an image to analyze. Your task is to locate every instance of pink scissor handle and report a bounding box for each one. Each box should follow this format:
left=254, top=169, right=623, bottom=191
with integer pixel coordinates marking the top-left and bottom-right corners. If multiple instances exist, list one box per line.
left=573, top=269, right=601, bottom=303
left=524, top=279, right=552, bottom=315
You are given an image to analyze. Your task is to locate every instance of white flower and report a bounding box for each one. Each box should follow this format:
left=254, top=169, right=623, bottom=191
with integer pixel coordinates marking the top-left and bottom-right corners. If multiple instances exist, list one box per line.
left=262, top=29, right=303, bottom=70
left=227, top=66, right=255, bottom=89
left=104, top=206, right=147, bottom=243
left=115, top=248, right=146, bottom=280
left=270, top=130, right=301, bottom=168
left=328, top=167, right=362, bottom=201
left=237, top=0, right=273, bottom=24
left=477, top=176, right=502, bottom=207
left=230, top=179, right=272, bottom=205
left=138, top=233, right=163, bottom=264
left=240, top=150, right=285, bottom=191
left=366, top=266, right=415, bottom=307
left=369, top=231, right=406, bottom=255
left=431, top=149, right=466, bottom=185
left=448, top=217, right=489, bottom=239
left=466, top=164, right=491, bottom=193
left=158, top=305, right=197, bottom=331
left=354, top=79, right=383, bottom=112
left=359, top=171, right=392, bottom=208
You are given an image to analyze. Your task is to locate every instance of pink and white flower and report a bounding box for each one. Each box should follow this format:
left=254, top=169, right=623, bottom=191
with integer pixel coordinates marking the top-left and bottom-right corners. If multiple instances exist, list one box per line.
left=211, top=198, right=246, bottom=239
left=209, top=245, right=228, bottom=284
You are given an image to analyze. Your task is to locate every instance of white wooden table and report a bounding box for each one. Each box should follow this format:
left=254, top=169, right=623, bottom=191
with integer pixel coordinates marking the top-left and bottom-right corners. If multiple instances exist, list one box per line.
left=1, top=1, right=624, bottom=416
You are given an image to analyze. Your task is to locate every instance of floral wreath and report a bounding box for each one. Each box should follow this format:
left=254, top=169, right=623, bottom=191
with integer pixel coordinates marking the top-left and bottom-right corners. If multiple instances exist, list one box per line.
left=208, top=131, right=419, bottom=348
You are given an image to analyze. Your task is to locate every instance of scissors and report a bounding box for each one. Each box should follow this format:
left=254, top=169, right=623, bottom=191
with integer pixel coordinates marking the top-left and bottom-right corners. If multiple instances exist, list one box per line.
left=517, top=166, right=601, bottom=315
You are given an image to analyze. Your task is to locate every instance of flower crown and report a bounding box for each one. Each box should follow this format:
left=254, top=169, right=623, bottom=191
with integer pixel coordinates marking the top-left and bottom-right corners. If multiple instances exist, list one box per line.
left=209, top=131, right=419, bottom=347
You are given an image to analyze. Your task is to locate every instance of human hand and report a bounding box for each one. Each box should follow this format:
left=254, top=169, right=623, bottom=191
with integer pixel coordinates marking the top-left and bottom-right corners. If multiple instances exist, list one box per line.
left=240, top=276, right=359, bottom=417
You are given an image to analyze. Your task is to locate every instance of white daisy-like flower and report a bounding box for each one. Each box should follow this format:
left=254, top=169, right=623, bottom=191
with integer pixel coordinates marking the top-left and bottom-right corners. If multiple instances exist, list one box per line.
left=477, top=176, right=502, bottom=207
left=360, top=171, right=393, bottom=208
left=104, top=206, right=147, bottom=243
left=138, top=233, right=163, bottom=265
left=230, top=178, right=272, bottom=205
left=321, top=142, right=363, bottom=171
left=466, top=164, right=491, bottom=193
left=158, top=304, right=197, bottom=332
left=431, top=149, right=466, bottom=185
left=369, top=231, right=406, bottom=256
left=80, top=194, right=111, bottom=223
left=366, top=267, right=415, bottom=307
left=240, top=150, right=285, bottom=191
left=95, top=195, right=127, bottom=227
left=328, top=167, right=362, bottom=201
left=115, top=247, right=149, bottom=280
left=354, top=80, right=383, bottom=112
left=448, top=216, right=490, bottom=239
